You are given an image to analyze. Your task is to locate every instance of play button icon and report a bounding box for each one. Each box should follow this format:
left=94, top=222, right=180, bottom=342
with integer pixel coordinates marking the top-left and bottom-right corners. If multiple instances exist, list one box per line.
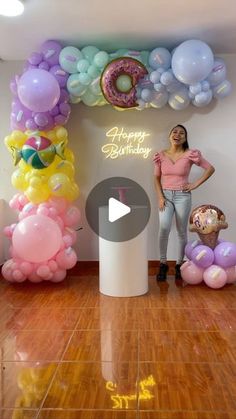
left=108, top=198, right=131, bottom=222
left=85, top=177, right=151, bottom=242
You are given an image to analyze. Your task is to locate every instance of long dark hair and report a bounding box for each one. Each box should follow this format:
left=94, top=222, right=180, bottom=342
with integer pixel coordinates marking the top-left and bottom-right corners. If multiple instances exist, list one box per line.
left=170, top=124, right=189, bottom=150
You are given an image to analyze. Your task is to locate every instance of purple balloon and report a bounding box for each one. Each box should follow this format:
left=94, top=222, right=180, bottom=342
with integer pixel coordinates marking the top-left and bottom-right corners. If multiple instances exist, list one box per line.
left=50, top=105, right=60, bottom=116
left=214, top=242, right=236, bottom=268
left=28, top=52, right=43, bottom=66
left=10, top=77, right=18, bottom=95
left=191, top=245, right=214, bottom=269
left=11, top=98, right=32, bottom=130
left=54, top=114, right=68, bottom=125
left=38, top=61, right=50, bottom=71
left=25, top=118, right=38, bottom=130
left=50, top=65, right=69, bottom=87
left=34, top=112, right=50, bottom=127
left=184, top=239, right=200, bottom=259
left=40, top=40, right=62, bottom=66
left=58, top=88, right=69, bottom=104
left=17, top=69, right=60, bottom=112
left=59, top=102, right=71, bottom=116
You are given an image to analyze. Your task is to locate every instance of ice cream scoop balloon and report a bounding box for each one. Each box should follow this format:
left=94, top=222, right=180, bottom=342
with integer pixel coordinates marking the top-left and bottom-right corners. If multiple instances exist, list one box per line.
left=189, top=204, right=228, bottom=249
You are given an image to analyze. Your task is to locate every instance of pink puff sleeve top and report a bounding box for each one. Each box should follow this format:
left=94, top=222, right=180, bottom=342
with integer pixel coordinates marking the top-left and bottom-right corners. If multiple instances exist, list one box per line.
left=153, top=149, right=212, bottom=190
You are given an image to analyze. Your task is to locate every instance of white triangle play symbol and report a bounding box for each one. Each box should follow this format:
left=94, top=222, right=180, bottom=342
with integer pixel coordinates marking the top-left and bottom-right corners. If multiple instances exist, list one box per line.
left=108, top=198, right=131, bottom=222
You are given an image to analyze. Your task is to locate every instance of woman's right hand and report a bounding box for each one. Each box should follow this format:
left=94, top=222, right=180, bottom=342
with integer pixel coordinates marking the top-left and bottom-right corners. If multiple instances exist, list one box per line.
left=158, top=196, right=166, bottom=211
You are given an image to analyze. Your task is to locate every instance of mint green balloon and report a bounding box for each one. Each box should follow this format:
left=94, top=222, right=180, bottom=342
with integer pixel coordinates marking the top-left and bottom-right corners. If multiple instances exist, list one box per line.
left=81, top=46, right=99, bottom=63
left=116, top=75, right=132, bottom=92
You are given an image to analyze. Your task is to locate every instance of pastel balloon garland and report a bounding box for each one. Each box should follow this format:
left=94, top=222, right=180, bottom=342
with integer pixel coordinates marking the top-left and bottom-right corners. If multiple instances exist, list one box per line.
left=1, top=39, right=232, bottom=283
left=181, top=205, right=236, bottom=289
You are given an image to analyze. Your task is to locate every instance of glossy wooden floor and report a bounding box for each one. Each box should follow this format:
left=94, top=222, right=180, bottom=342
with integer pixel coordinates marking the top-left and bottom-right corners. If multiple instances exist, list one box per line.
left=0, top=269, right=236, bottom=419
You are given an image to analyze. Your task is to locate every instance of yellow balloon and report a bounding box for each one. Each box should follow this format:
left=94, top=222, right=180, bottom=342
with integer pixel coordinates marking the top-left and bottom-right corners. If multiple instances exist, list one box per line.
left=48, top=173, right=70, bottom=197
left=18, top=159, right=31, bottom=173
left=56, top=126, right=68, bottom=140
left=64, top=148, right=75, bottom=163
left=25, top=186, right=50, bottom=204
left=56, top=160, right=75, bottom=178
left=66, top=183, right=80, bottom=201
left=11, top=169, right=27, bottom=191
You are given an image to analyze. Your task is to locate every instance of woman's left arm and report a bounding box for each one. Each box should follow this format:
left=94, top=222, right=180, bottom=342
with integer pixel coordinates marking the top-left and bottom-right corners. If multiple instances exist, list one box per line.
left=183, top=165, right=215, bottom=192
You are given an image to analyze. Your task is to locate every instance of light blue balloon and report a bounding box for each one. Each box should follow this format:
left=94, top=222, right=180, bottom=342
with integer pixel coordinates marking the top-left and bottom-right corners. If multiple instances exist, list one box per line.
left=87, top=65, right=101, bottom=78
left=154, top=83, right=166, bottom=93
left=213, top=80, right=232, bottom=99
left=69, top=94, right=81, bottom=104
left=150, top=70, right=161, bottom=84
left=166, top=80, right=183, bottom=93
left=160, top=71, right=174, bottom=86
left=207, top=58, right=226, bottom=86
left=171, top=40, right=214, bottom=85
left=93, top=51, right=109, bottom=69
left=193, top=90, right=213, bottom=107
left=89, top=78, right=102, bottom=96
left=67, top=74, right=87, bottom=96
left=149, top=48, right=171, bottom=70
left=77, top=59, right=90, bottom=73
left=140, top=51, right=150, bottom=67
left=81, top=46, right=99, bottom=63
left=151, top=91, right=168, bottom=108
left=78, top=72, right=92, bottom=86
left=59, top=47, right=83, bottom=74
left=201, top=80, right=210, bottom=91
left=137, top=98, right=147, bottom=110
left=141, top=88, right=154, bottom=102
left=81, top=91, right=99, bottom=106
left=110, top=49, right=129, bottom=59
left=189, top=83, right=202, bottom=95
left=168, top=88, right=190, bottom=110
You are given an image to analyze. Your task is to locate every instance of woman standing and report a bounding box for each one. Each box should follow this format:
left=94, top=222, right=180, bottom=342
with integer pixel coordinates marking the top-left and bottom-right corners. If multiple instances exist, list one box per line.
left=154, top=124, right=215, bottom=281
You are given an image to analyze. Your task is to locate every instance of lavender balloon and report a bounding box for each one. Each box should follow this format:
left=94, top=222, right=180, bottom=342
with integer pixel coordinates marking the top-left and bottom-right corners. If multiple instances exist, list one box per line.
left=214, top=242, right=236, bottom=268
left=184, top=239, right=200, bottom=259
left=40, top=40, right=62, bottom=66
left=191, top=245, right=214, bottom=268
left=50, top=65, right=69, bottom=88
left=17, top=69, right=60, bottom=112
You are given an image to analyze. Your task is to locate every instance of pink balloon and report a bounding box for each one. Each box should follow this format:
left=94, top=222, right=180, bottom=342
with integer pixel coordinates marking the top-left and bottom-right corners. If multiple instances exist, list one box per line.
left=28, top=272, right=43, bottom=283
left=12, top=269, right=26, bottom=282
left=180, top=261, right=203, bottom=284
left=225, top=266, right=236, bottom=284
left=1, top=260, right=14, bottom=282
left=64, top=206, right=81, bottom=227
left=20, top=262, right=33, bottom=276
left=51, top=269, right=67, bottom=282
left=48, top=260, right=58, bottom=272
left=48, top=197, right=68, bottom=214
left=12, top=215, right=62, bottom=263
left=203, top=265, right=227, bottom=289
left=37, top=265, right=51, bottom=279
left=56, top=247, right=77, bottom=269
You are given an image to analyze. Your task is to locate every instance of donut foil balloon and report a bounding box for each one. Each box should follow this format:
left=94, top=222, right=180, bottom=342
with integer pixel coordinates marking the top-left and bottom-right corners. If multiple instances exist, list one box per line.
left=189, top=204, right=228, bottom=249
left=100, top=57, right=148, bottom=108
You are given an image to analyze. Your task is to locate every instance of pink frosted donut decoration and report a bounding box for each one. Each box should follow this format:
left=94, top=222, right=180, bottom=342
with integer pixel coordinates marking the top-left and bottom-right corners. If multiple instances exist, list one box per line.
left=100, top=57, right=148, bottom=108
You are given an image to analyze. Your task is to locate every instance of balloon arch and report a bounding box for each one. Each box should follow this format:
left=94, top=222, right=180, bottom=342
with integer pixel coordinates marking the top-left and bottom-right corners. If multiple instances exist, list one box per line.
left=1, top=39, right=233, bottom=283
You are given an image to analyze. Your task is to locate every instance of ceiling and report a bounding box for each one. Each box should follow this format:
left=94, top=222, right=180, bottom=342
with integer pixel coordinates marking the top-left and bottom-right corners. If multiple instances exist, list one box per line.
left=0, top=0, right=236, bottom=61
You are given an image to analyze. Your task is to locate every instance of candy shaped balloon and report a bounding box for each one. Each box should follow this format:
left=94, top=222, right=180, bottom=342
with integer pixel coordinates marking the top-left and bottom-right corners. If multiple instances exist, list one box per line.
left=189, top=204, right=228, bottom=249
left=11, top=135, right=65, bottom=169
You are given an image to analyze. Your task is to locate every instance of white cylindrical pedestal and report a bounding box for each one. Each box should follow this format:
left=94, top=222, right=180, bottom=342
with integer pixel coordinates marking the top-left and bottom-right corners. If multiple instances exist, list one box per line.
left=99, top=206, right=148, bottom=297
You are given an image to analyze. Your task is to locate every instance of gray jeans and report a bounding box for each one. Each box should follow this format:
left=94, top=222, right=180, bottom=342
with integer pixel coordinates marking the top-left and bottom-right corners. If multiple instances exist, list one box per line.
left=158, top=189, right=192, bottom=264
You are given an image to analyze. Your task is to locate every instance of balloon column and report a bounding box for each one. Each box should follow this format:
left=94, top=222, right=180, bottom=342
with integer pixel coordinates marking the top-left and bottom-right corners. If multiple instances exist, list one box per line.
left=181, top=205, right=236, bottom=289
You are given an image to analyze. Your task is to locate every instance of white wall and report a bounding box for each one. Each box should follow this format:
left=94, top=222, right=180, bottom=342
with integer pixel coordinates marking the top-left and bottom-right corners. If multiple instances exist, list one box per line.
left=0, top=56, right=235, bottom=261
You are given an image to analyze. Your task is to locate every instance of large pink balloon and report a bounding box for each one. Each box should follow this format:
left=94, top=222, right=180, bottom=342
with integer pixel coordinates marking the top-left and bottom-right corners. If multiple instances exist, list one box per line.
left=12, top=215, right=62, bottom=263
left=17, top=69, right=60, bottom=112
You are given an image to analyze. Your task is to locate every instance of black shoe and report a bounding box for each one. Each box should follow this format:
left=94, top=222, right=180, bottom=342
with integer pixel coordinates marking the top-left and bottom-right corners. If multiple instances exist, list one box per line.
left=175, top=264, right=182, bottom=280
left=156, top=263, right=169, bottom=281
